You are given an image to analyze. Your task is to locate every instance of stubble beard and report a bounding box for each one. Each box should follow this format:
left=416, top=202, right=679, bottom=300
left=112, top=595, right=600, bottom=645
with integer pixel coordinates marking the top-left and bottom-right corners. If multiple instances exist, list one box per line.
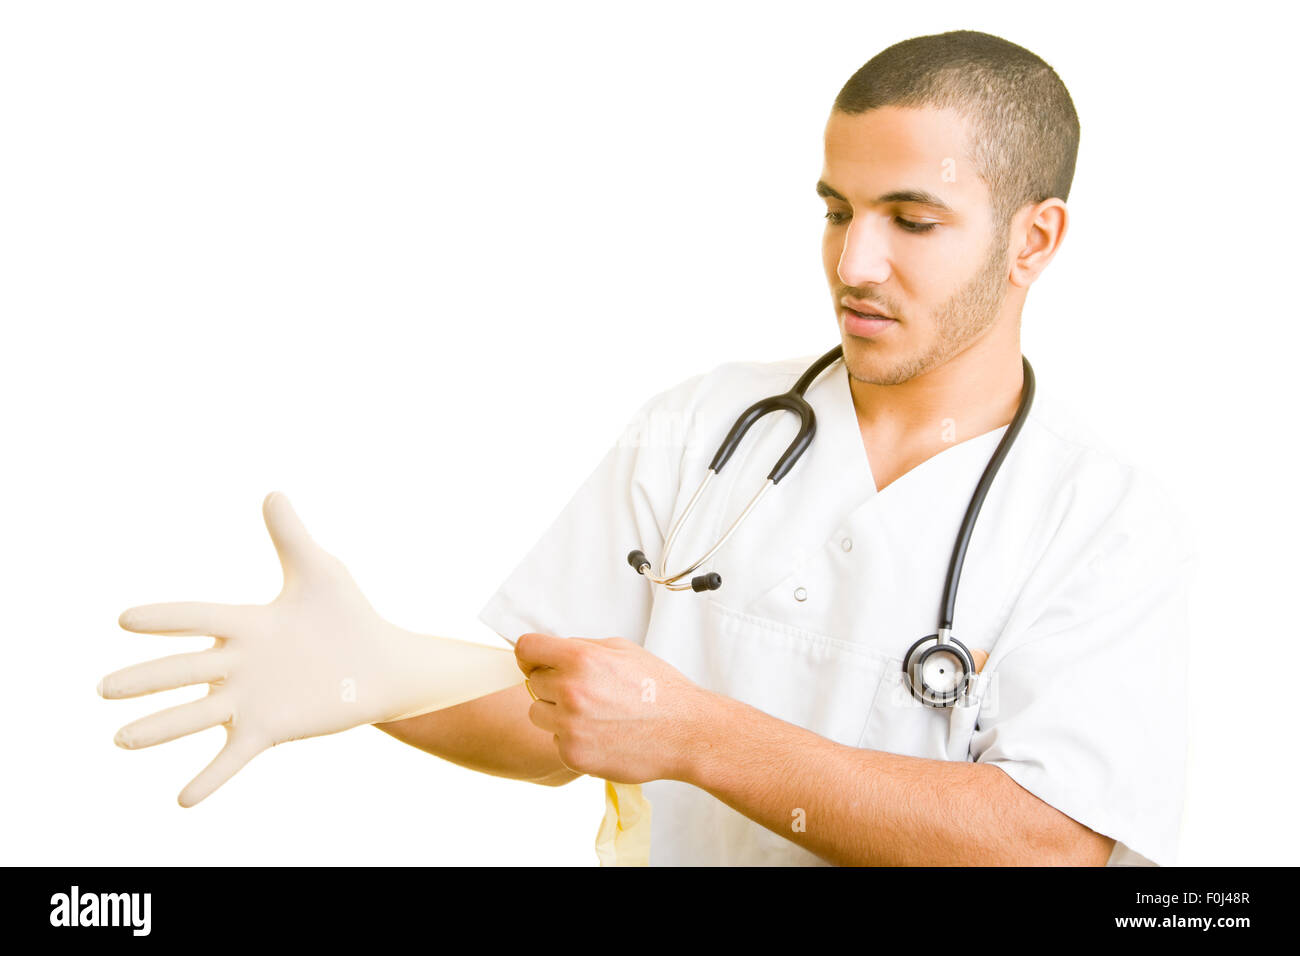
left=845, top=227, right=1011, bottom=387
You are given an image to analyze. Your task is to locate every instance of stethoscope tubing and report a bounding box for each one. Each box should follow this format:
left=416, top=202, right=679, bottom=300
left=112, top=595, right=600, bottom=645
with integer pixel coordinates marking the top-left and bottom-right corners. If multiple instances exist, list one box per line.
left=628, top=344, right=1036, bottom=706
left=938, top=354, right=1035, bottom=630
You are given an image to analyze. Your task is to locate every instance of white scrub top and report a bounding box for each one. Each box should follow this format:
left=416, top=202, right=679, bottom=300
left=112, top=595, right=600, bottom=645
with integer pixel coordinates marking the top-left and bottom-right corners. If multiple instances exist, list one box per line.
left=477, top=353, right=1196, bottom=867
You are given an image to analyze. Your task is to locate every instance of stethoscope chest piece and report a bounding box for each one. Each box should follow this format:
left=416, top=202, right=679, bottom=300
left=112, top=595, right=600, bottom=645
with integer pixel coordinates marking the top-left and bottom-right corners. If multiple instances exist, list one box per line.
left=903, top=629, right=975, bottom=708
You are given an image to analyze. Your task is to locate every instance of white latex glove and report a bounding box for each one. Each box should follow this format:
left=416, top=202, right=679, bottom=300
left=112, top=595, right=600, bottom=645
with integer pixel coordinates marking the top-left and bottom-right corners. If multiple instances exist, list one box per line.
left=100, top=491, right=524, bottom=807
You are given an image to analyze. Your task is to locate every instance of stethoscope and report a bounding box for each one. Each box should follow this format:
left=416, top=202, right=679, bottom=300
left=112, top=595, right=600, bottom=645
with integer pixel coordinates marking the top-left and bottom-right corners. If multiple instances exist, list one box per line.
left=627, top=343, right=1035, bottom=708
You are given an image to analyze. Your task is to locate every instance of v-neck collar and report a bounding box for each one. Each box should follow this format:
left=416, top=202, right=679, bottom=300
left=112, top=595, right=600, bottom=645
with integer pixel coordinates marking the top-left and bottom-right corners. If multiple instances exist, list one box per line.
left=704, top=352, right=1023, bottom=614
left=819, top=355, right=1012, bottom=505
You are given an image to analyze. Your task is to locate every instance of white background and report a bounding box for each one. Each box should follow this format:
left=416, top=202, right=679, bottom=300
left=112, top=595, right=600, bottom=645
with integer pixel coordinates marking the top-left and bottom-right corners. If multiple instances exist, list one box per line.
left=1, top=0, right=1293, bottom=866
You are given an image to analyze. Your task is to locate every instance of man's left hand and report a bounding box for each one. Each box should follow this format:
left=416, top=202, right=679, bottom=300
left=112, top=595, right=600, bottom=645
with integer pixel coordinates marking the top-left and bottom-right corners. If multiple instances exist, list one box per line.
left=514, top=633, right=709, bottom=784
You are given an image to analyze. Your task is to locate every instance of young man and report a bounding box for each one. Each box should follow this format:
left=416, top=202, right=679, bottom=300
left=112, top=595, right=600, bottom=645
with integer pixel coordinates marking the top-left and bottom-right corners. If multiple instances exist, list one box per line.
left=378, top=31, right=1195, bottom=866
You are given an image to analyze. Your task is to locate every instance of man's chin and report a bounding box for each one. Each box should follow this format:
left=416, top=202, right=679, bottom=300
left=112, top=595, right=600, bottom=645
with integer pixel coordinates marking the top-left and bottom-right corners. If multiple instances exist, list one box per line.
left=841, top=348, right=916, bottom=387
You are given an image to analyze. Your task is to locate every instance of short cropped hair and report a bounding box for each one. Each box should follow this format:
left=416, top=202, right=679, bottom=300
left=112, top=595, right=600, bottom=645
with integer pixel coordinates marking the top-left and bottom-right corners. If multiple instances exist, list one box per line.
left=833, top=30, right=1080, bottom=237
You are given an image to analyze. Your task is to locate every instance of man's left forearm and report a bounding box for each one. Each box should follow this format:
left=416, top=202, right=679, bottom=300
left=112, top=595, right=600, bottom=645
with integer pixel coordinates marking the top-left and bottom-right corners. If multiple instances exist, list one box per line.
left=677, top=690, right=1114, bottom=866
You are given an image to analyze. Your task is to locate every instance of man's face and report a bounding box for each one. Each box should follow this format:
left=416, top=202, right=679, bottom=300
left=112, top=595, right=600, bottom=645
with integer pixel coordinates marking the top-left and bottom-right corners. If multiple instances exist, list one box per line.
left=819, top=106, right=1013, bottom=386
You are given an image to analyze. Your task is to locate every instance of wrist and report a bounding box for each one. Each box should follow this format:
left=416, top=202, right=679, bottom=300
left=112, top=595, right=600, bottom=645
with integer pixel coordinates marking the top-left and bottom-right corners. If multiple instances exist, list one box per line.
left=670, top=685, right=731, bottom=787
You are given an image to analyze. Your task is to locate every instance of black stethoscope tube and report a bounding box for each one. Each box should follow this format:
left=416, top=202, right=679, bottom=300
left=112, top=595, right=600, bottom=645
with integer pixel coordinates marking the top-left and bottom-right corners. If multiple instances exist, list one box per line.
left=629, top=344, right=1035, bottom=707
left=707, top=344, right=844, bottom=483
left=939, top=353, right=1035, bottom=630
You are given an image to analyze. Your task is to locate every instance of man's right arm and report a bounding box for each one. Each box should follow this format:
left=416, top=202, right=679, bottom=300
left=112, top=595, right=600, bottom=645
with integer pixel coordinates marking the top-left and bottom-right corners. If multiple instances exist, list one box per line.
left=373, top=682, right=581, bottom=787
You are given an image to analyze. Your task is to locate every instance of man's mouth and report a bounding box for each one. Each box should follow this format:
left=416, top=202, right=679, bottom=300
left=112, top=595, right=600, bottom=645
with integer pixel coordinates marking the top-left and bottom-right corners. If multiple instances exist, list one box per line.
left=842, top=306, right=897, bottom=338
left=841, top=297, right=893, bottom=319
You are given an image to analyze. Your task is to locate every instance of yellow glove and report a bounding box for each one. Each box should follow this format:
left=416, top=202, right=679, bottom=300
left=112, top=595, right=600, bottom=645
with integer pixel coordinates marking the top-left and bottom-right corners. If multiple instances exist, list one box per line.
left=594, top=780, right=652, bottom=866
left=100, top=491, right=524, bottom=807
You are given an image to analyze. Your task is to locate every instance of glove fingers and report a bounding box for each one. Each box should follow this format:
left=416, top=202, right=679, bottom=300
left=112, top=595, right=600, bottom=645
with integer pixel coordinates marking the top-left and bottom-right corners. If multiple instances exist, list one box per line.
left=113, top=693, right=232, bottom=750
left=118, top=601, right=253, bottom=638
left=178, top=730, right=266, bottom=808
left=99, top=649, right=232, bottom=699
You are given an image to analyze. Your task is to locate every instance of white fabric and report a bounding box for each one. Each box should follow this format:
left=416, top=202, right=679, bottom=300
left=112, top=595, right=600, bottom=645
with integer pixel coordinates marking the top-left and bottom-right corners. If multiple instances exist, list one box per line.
left=478, top=354, right=1196, bottom=866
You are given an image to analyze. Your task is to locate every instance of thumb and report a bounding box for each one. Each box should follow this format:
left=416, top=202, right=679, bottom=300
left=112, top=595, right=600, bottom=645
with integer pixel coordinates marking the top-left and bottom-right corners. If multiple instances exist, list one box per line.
left=972, top=648, right=989, bottom=674
left=178, top=730, right=267, bottom=808
left=262, top=491, right=324, bottom=579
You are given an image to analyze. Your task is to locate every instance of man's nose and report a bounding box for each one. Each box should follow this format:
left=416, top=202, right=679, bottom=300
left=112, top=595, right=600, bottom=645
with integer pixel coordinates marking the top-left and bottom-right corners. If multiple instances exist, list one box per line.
left=836, top=217, right=891, bottom=287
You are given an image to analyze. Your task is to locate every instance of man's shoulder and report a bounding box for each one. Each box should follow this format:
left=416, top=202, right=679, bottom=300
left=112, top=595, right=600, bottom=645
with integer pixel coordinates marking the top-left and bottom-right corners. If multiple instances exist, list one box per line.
left=1022, top=384, right=1132, bottom=470
left=683, top=352, right=816, bottom=395
left=1019, top=385, right=1195, bottom=565
left=610, top=355, right=801, bottom=462
left=633, top=352, right=818, bottom=423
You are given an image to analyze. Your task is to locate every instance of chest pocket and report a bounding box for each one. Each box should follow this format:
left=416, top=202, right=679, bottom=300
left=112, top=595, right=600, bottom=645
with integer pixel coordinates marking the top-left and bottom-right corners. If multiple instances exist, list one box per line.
left=862, top=660, right=988, bottom=762
left=697, top=600, right=890, bottom=748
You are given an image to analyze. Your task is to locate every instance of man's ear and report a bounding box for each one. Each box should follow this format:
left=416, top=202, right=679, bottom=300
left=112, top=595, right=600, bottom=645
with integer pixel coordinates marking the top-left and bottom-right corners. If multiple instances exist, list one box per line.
left=1007, top=198, right=1067, bottom=290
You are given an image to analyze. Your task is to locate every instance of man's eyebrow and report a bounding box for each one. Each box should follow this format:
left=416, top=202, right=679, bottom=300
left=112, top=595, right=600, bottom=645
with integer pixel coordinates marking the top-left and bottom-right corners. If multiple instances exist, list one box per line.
left=815, top=180, right=955, bottom=214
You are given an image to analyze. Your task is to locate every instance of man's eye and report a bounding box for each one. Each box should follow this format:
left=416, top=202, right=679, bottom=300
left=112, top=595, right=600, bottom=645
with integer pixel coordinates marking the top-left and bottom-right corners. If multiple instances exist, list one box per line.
left=895, top=218, right=938, bottom=233
left=823, top=210, right=937, bottom=234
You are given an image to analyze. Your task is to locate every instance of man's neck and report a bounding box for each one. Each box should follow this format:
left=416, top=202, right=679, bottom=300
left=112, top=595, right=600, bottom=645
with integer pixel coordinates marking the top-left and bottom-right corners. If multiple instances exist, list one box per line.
left=846, top=331, right=1026, bottom=490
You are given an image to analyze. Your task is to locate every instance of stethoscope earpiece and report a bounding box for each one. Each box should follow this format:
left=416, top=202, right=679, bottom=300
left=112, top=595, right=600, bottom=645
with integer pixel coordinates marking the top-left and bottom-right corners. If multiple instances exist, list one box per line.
left=903, top=631, right=975, bottom=709
left=691, top=573, right=722, bottom=592
left=630, top=549, right=720, bottom=592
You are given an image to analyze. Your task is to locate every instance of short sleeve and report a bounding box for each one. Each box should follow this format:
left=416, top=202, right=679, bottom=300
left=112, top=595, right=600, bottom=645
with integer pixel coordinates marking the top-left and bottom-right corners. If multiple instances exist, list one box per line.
left=476, top=375, right=700, bottom=647
left=971, top=466, right=1196, bottom=867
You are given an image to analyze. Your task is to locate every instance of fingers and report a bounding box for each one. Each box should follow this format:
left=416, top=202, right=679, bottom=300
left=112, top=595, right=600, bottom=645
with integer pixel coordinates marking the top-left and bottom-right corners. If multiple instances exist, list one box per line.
left=118, top=602, right=253, bottom=638
left=524, top=666, right=558, bottom=703
left=526, top=697, right=559, bottom=735
left=178, top=730, right=267, bottom=808
left=98, top=649, right=232, bottom=699
left=262, top=490, right=324, bottom=578
left=113, top=693, right=233, bottom=750
left=515, top=632, right=580, bottom=674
